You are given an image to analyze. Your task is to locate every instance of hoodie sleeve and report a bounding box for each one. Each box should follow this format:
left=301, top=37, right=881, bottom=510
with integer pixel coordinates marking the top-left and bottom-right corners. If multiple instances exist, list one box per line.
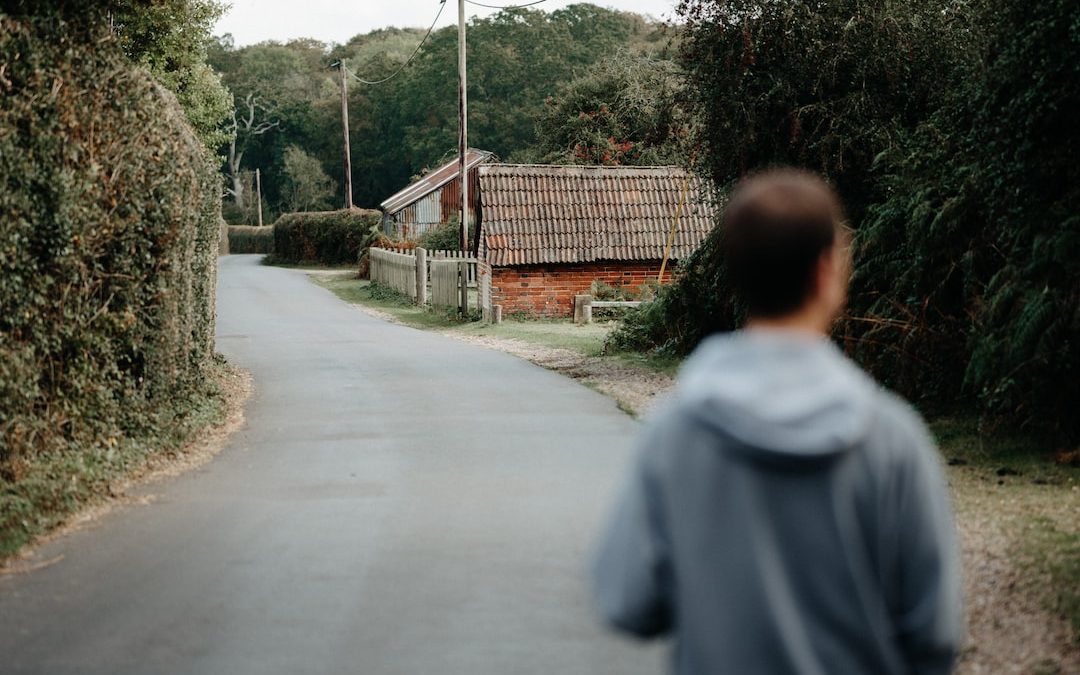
left=890, top=411, right=966, bottom=674
left=591, top=431, right=674, bottom=638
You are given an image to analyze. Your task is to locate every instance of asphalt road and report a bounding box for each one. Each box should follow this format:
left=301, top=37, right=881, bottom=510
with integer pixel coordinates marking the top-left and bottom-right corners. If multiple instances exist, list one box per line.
left=0, top=255, right=664, bottom=675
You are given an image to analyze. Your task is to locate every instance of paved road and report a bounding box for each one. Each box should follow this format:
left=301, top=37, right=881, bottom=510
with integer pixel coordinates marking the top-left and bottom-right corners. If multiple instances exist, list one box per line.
left=0, top=255, right=664, bottom=674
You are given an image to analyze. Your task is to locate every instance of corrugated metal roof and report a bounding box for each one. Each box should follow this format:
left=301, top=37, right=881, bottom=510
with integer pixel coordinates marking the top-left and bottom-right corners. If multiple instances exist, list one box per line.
left=380, top=149, right=494, bottom=215
left=478, top=164, right=718, bottom=266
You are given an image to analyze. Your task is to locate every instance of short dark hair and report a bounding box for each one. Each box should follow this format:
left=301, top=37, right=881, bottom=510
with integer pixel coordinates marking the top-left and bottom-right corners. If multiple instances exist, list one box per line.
left=721, top=169, right=846, bottom=317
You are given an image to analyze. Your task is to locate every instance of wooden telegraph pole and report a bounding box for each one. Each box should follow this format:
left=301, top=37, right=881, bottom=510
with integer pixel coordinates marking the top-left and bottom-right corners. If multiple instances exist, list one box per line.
left=457, top=0, right=469, bottom=251
left=255, top=168, right=264, bottom=226
left=338, top=62, right=354, bottom=210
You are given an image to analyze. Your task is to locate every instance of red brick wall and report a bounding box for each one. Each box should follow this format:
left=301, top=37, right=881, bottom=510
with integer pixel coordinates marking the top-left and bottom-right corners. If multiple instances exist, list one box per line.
left=490, top=261, right=666, bottom=318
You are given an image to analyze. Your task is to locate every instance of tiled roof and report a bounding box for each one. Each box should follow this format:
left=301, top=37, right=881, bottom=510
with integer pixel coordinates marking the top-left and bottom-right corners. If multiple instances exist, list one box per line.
left=380, top=149, right=493, bottom=215
left=478, top=164, right=717, bottom=266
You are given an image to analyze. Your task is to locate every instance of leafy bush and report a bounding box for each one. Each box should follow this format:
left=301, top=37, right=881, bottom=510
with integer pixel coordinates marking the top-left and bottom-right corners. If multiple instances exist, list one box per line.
left=0, top=17, right=223, bottom=549
left=417, top=221, right=476, bottom=252
left=615, top=0, right=1079, bottom=441
left=269, top=209, right=382, bottom=265
left=227, top=226, right=274, bottom=254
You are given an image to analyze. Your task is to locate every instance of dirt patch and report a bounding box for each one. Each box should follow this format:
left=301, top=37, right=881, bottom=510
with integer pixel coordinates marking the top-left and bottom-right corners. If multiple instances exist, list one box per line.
left=446, top=333, right=674, bottom=416
left=952, top=470, right=1079, bottom=674
left=0, top=364, right=252, bottom=574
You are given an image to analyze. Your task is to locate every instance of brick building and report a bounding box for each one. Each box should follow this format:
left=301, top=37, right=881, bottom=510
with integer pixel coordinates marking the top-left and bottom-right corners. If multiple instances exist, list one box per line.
left=475, top=164, right=717, bottom=318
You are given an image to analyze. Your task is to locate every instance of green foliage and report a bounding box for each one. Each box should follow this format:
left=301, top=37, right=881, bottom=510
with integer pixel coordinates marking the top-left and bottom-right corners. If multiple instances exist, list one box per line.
left=207, top=5, right=669, bottom=209
left=227, top=226, right=274, bottom=254
left=615, top=0, right=1079, bottom=441
left=0, top=17, right=223, bottom=547
left=527, top=52, right=691, bottom=166
left=418, top=220, right=475, bottom=251
left=4, top=0, right=234, bottom=151
left=269, top=209, right=382, bottom=265
left=607, top=231, right=740, bottom=355
left=281, top=145, right=335, bottom=213
left=674, top=0, right=975, bottom=222
left=858, top=0, right=1080, bottom=434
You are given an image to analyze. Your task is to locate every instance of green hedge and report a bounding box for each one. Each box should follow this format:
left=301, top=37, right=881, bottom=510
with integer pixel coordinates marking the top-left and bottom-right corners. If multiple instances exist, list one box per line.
left=0, top=17, right=222, bottom=551
left=228, top=226, right=274, bottom=254
left=270, top=209, right=381, bottom=265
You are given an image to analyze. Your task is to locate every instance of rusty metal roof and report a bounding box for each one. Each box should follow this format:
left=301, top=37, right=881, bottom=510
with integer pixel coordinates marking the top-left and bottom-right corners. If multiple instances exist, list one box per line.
left=380, top=149, right=494, bottom=215
left=478, top=164, right=718, bottom=266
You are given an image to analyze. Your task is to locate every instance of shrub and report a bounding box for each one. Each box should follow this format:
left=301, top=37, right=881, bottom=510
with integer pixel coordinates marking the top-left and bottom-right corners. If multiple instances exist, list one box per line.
left=269, top=209, right=381, bottom=265
left=0, top=17, right=223, bottom=548
left=227, top=226, right=274, bottom=254
left=417, top=221, right=475, bottom=252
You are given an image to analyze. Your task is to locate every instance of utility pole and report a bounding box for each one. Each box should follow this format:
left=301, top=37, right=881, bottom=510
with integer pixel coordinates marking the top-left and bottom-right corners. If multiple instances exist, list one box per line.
left=338, top=61, right=354, bottom=210
left=457, top=0, right=469, bottom=251
left=255, top=168, right=264, bottom=226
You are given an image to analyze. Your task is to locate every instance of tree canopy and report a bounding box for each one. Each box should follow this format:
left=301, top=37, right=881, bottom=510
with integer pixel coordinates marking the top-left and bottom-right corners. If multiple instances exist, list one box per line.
left=207, top=4, right=675, bottom=218
left=613, top=0, right=1079, bottom=441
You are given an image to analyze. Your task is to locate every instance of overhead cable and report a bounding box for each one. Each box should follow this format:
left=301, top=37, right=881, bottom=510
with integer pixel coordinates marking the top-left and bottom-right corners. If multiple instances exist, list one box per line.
left=465, top=0, right=547, bottom=9
left=347, top=0, right=448, bottom=85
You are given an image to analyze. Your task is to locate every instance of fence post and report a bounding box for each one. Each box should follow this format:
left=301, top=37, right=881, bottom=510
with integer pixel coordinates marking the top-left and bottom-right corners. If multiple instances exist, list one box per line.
left=459, top=260, right=468, bottom=315
left=415, top=247, right=427, bottom=306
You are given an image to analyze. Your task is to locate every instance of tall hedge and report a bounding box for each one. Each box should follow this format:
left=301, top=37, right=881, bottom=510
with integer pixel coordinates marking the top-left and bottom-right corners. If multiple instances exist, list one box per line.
left=227, top=226, right=274, bottom=254
left=0, top=18, right=221, bottom=497
left=614, top=0, right=1079, bottom=441
left=270, top=209, right=382, bottom=265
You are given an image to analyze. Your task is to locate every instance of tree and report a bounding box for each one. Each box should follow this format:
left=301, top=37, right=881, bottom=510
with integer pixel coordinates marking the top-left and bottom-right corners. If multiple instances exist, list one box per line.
left=674, top=0, right=975, bottom=221
left=281, top=145, right=335, bottom=213
left=224, top=93, right=279, bottom=210
left=526, top=52, right=691, bottom=166
left=613, top=0, right=1080, bottom=441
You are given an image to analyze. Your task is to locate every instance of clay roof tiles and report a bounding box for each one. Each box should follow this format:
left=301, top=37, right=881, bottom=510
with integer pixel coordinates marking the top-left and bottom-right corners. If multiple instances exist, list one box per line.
left=478, top=164, right=718, bottom=267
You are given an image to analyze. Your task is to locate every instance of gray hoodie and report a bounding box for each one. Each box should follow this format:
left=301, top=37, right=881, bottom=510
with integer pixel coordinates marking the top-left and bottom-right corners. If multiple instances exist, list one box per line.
left=592, top=330, right=964, bottom=675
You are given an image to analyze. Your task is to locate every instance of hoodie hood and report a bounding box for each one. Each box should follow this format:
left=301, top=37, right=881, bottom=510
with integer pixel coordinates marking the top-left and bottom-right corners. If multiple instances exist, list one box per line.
left=677, top=330, right=877, bottom=462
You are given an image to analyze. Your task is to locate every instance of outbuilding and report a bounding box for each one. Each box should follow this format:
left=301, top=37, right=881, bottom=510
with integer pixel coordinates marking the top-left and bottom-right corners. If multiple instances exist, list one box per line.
left=380, top=149, right=494, bottom=240
left=476, top=164, right=717, bottom=318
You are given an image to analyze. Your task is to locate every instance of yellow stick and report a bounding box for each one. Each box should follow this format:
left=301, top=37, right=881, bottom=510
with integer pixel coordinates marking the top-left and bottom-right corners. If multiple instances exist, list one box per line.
left=658, top=158, right=696, bottom=284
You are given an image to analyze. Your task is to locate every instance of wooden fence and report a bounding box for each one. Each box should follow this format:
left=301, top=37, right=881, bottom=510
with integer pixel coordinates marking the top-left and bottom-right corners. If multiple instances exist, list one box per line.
left=369, top=248, right=417, bottom=298
left=368, top=246, right=477, bottom=314
left=425, top=250, right=478, bottom=286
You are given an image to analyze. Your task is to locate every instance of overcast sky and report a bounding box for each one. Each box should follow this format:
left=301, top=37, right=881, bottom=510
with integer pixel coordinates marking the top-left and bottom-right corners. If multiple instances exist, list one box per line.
left=214, top=0, right=680, bottom=47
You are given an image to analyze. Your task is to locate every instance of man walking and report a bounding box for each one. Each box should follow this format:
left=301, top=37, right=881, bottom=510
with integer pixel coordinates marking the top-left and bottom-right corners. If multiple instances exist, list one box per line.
left=592, top=169, right=964, bottom=674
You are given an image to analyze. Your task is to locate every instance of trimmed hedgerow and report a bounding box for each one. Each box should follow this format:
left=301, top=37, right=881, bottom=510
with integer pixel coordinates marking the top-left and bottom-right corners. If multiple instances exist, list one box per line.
left=269, top=209, right=381, bottom=266
left=227, top=226, right=274, bottom=254
left=0, top=17, right=223, bottom=553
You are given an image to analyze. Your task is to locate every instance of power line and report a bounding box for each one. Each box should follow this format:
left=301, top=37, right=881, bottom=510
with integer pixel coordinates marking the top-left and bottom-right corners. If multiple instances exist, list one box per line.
left=465, top=0, right=547, bottom=8
left=346, top=0, right=448, bottom=85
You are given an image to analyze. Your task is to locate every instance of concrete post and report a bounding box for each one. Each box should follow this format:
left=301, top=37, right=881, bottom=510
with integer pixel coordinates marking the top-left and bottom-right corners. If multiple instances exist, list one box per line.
left=492, top=304, right=503, bottom=324
left=415, top=247, right=428, bottom=306
left=574, top=294, right=592, bottom=325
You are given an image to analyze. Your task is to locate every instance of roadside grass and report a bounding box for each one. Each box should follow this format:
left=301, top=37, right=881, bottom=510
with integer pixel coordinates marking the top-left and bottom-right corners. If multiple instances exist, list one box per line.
left=1, top=358, right=236, bottom=560
left=312, top=273, right=660, bottom=361
left=313, top=271, right=1079, bottom=640
left=935, top=418, right=1080, bottom=637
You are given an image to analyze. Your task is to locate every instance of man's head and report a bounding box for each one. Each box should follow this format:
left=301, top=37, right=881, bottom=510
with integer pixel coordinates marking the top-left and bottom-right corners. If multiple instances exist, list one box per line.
left=722, top=169, right=850, bottom=331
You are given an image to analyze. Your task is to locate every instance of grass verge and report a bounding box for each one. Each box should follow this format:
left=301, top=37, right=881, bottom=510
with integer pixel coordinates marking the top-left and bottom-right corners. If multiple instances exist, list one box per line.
left=0, top=357, right=244, bottom=560
left=935, top=417, right=1080, bottom=642
left=311, top=273, right=677, bottom=371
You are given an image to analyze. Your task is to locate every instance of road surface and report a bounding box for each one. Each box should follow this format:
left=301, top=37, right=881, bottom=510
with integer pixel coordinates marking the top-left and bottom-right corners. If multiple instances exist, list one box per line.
left=0, top=255, right=664, bottom=674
